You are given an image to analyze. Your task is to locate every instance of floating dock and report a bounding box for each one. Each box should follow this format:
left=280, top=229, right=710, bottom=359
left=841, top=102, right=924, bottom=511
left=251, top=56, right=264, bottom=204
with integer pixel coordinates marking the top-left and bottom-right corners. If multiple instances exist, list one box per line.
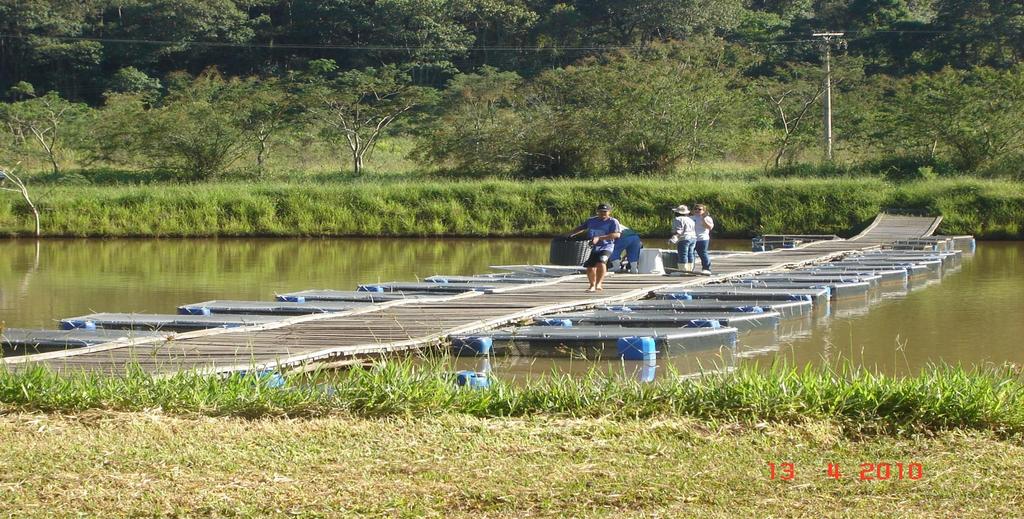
left=655, top=286, right=832, bottom=305
left=720, top=279, right=872, bottom=298
left=471, top=325, right=740, bottom=358
left=276, top=290, right=441, bottom=302
left=538, top=310, right=782, bottom=331
left=2, top=329, right=173, bottom=350
left=60, top=313, right=286, bottom=332
left=179, top=300, right=370, bottom=315
left=3, top=214, right=964, bottom=375
left=599, top=299, right=814, bottom=318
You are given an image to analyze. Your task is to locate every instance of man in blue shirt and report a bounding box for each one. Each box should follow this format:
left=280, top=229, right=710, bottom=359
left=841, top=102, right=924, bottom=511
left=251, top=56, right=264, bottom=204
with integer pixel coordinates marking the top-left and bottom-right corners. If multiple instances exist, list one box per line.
left=567, top=203, right=623, bottom=292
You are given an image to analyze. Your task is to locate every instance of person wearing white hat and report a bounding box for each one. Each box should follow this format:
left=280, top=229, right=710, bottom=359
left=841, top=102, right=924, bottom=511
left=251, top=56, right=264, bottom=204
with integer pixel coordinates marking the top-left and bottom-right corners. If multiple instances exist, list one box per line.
left=669, top=204, right=697, bottom=271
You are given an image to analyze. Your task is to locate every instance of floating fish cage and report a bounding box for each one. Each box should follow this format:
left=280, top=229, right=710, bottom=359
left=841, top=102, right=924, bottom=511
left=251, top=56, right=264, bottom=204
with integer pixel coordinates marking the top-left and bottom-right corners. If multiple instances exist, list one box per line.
left=751, top=234, right=840, bottom=252
left=537, top=310, right=782, bottom=332
left=454, top=326, right=738, bottom=359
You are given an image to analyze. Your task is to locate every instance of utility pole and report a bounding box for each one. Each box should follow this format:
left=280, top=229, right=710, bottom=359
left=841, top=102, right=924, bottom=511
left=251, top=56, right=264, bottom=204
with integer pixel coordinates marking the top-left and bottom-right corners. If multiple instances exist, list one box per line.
left=813, top=32, right=844, bottom=161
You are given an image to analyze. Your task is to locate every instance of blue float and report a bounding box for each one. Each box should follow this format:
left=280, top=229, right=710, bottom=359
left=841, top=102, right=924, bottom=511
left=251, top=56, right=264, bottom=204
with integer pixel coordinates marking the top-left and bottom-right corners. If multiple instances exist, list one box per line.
left=663, top=293, right=693, bottom=301
left=535, top=318, right=573, bottom=327
left=60, top=319, right=96, bottom=331
left=637, top=361, right=658, bottom=383
left=178, top=306, right=212, bottom=316
left=455, top=370, right=490, bottom=389
left=808, top=285, right=833, bottom=297
left=357, top=285, right=386, bottom=293
left=237, top=370, right=286, bottom=388
left=617, top=336, right=657, bottom=361
left=684, top=319, right=722, bottom=329
left=451, top=336, right=493, bottom=355
left=276, top=295, right=305, bottom=303
left=736, top=306, right=765, bottom=313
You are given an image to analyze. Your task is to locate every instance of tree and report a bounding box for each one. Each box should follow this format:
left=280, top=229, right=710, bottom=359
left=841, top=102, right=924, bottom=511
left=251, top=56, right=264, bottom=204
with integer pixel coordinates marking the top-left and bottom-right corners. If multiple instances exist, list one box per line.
left=0, top=91, right=88, bottom=175
left=875, top=66, right=1024, bottom=171
left=576, top=40, right=754, bottom=172
left=415, top=66, right=526, bottom=174
left=569, top=0, right=747, bottom=46
left=105, top=67, right=163, bottom=100
left=757, top=63, right=826, bottom=167
left=926, top=0, right=1024, bottom=69
left=137, top=70, right=251, bottom=180
left=0, top=164, right=40, bottom=237
left=100, top=0, right=258, bottom=73
left=229, top=77, right=302, bottom=170
left=419, top=39, right=754, bottom=177
left=303, top=62, right=437, bottom=175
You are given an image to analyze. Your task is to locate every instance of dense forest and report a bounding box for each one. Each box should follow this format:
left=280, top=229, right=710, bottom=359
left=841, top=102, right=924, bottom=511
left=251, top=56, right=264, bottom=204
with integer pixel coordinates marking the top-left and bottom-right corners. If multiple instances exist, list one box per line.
left=1, top=0, right=1022, bottom=180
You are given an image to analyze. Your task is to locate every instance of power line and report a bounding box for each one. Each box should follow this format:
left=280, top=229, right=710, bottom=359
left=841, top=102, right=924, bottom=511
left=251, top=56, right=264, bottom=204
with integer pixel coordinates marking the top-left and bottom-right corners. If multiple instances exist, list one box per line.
left=0, top=32, right=825, bottom=52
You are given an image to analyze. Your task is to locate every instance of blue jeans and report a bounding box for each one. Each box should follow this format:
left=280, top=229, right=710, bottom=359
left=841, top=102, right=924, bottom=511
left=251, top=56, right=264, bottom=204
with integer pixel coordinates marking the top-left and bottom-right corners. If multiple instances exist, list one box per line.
left=695, top=239, right=711, bottom=270
left=611, top=234, right=642, bottom=264
left=676, top=239, right=696, bottom=264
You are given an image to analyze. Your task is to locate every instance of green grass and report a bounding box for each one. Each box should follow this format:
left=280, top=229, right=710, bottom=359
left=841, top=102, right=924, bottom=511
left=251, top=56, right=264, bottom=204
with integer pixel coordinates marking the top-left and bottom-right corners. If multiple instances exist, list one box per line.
left=1, top=177, right=1021, bottom=238
left=3, top=362, right=1024, bottom=436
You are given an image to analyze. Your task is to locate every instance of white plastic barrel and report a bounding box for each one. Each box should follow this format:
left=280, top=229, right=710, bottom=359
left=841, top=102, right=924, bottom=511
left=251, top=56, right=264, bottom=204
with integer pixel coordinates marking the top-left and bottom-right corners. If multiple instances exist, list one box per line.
left=637, top=248, right=665, bottom=274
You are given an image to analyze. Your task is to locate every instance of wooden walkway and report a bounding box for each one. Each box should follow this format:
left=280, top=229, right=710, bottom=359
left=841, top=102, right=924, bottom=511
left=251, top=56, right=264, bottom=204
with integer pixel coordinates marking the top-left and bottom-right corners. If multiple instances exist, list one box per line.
left=3, top=214, right=942, bottom=375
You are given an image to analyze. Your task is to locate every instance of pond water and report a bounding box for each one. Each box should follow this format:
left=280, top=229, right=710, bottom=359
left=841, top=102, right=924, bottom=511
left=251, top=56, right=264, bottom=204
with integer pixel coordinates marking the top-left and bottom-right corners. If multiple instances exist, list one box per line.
left=1, top=238, right=1021, bottom=377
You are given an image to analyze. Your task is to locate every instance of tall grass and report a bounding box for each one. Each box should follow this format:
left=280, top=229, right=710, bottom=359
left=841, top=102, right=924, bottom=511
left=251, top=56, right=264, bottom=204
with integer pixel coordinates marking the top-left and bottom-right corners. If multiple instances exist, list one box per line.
left=2, top=361, right=1023, bottom=435
left=1, top=177, right=1021, bottom=238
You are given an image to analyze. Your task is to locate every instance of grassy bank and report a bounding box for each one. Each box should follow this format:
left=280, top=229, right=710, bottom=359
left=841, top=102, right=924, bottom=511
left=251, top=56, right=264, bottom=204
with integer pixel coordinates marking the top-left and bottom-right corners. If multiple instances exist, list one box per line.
left=4, top=364, right=1023, bottom=514
left=2, top=413, right=1022, bottom=516
left=1, top=177, right=1021, bottom=239
left=3, top=363, right=1024, bottom=435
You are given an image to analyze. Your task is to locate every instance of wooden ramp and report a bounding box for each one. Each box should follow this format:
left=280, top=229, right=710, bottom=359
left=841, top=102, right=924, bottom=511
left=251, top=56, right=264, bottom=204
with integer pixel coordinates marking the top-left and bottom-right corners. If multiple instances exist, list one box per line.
left=2, top=213, right=943, bottom=375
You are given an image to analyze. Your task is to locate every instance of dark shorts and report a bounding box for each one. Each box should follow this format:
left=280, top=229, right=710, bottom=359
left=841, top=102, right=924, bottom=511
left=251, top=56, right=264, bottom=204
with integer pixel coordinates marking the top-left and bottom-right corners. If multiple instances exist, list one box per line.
left=583, top=248, right=611, bottom=268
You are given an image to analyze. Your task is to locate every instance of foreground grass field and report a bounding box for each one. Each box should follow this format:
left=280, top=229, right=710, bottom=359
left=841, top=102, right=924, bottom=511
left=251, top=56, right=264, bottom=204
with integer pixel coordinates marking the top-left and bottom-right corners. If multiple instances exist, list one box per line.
left=1, top=413, right=1022, bottom=516
left=3, top=364, right=1024, bottom=515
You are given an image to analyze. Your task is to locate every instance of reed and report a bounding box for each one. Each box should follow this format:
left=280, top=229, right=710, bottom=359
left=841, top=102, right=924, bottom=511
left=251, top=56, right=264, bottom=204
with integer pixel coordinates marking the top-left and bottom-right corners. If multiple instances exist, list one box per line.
left=1, top=177, right=1021, bottom=238
left=3, top=361, right=1022, bottom=435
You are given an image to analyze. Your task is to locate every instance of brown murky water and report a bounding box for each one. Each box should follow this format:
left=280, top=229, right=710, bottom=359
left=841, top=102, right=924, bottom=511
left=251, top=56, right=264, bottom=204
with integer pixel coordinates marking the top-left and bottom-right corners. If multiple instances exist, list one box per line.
left=1, top=238, right=1021, bottom=377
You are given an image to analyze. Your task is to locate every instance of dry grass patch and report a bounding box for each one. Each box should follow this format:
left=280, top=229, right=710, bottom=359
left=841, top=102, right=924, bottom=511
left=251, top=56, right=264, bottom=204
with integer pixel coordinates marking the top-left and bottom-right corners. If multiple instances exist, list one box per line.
left=1, top=412, right=1022, bottom=517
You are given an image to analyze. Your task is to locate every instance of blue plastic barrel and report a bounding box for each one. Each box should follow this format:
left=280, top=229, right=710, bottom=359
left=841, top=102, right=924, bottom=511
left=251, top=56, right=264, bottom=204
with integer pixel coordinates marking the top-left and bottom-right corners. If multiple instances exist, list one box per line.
left=358, top=285, right=386, bottom=292
left=451, top=336, right=493, bottom=355
left=617, top=336, right=657, bottom=361
left=535, top=318, right=572, bottom=327
left=736, top=306, right=765, bottom=313
left=60, top=319, right=96, bottom=331
left=455, top=370, right=490, bottom=389
left=277, top=295, right=305, bottom=303
left=663, top=293, right=693, bottom=301
left=179, top=306, right=212, bottom=316
left=430, top=277, right=449, bottom=284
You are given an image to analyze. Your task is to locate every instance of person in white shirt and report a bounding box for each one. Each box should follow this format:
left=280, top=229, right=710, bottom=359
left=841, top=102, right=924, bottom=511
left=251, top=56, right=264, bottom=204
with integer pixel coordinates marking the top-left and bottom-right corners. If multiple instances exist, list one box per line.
left=693, top=204, right=714, bottom=274
left=669, top=204, right=696, bottom=271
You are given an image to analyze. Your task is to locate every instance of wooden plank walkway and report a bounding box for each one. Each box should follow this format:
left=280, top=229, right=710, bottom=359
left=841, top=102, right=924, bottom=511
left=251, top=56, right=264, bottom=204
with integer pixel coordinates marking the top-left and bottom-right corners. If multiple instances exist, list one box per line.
left=3, top=214, right=942, bottom=375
